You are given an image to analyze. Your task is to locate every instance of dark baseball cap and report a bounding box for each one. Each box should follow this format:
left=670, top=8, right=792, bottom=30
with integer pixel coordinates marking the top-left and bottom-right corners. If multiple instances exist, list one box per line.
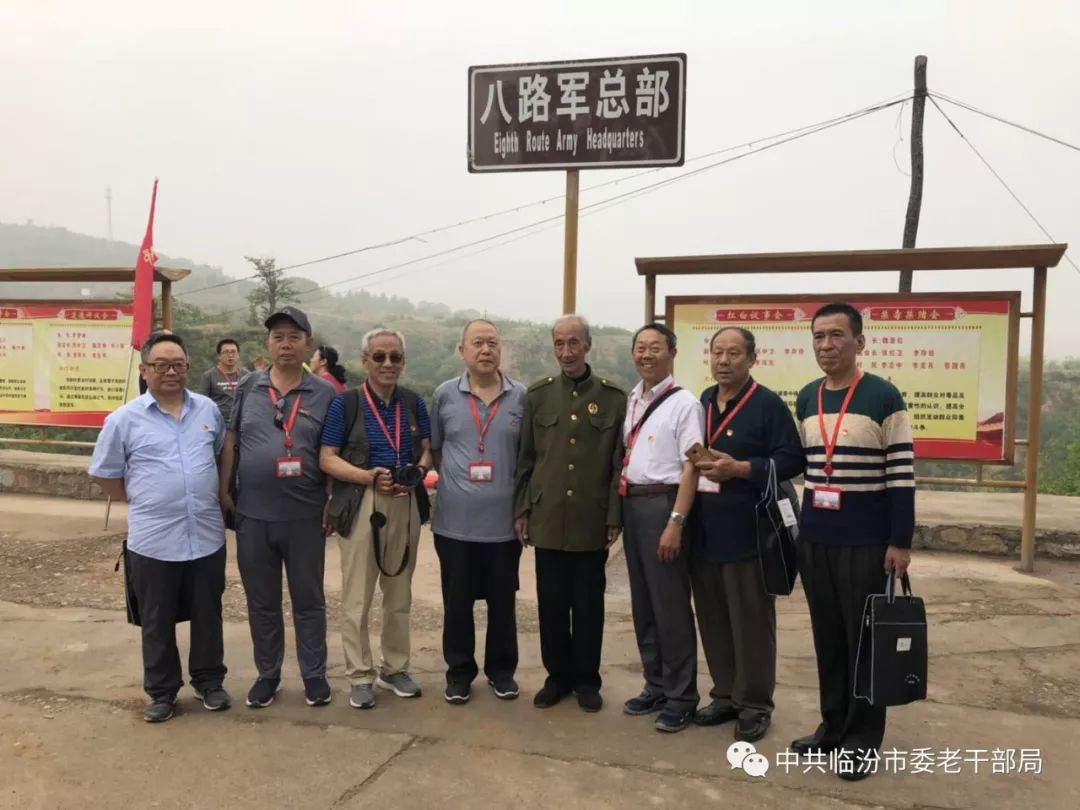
left=264, top=306, right=312, bottom=335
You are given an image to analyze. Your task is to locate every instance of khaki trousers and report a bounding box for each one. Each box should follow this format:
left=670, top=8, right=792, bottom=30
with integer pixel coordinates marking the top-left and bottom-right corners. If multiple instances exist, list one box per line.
left=339, top=487, right=420, bottom=685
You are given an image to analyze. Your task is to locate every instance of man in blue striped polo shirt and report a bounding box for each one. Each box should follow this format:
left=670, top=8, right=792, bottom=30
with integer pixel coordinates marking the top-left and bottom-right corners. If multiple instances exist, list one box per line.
left=320, top=328, right=432, bottom=710
left=790, top=302, right=915, bottom=780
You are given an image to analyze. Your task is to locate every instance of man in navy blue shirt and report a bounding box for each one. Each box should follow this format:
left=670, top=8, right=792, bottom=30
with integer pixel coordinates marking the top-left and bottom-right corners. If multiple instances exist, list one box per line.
left=689, top=327, right=804, bottom=743
left=320, top=328, right=432, bottom=710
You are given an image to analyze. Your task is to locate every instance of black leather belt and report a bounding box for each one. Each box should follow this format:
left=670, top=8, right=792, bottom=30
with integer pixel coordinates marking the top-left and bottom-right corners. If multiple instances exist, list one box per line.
left=625, top=483, right=679, bottom=497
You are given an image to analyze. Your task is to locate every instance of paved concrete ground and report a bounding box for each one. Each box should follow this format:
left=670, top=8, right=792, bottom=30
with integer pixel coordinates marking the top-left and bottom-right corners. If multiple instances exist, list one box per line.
left=1, top=493, right=1079, bottom=809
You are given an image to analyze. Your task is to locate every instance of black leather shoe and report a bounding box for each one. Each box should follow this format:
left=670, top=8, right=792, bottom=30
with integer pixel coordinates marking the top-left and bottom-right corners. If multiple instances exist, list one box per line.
left=790, top=725, right=838, bottom=755
left=577, top=691, right=603, bottom=713
left=623, top=691, right=667, bottom=716
left=734, top=714, right=771, bottom=743
left=693, top=701, right=740, bottom=726
left=533, top=684, right=571, bottom=708
left=837, top=749, right=878, bottom=781
left=143, top=695, right=176, bottom=723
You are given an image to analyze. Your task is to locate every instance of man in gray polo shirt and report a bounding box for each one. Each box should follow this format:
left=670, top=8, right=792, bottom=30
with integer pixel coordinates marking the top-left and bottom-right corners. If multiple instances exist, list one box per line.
left=430, top=319, right=527, bottom=704
left=198, top=338, right=244, bottom=423
left=219, top=306, right=337, bottom=710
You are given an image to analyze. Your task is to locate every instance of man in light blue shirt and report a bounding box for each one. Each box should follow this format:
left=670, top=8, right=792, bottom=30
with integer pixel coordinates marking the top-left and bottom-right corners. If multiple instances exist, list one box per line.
left=90, top=331, right=230, bottom=723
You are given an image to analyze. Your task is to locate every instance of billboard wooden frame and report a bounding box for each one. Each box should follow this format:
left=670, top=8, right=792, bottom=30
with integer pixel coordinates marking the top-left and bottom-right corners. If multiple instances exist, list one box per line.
left=637, top=243, right=1066, bottom=572
left=664, top=291, right=1021, bottom=464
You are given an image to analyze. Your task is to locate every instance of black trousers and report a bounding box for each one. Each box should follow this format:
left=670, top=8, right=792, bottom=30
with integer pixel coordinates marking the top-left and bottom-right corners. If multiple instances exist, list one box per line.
left=799, top=541, right=888, bottom=752
left=534, top=547, right=608, bottom=695
left=435, top=535, right=522, bottom=686
left=128, top=546, right=227, bottom=700
left=236, top=515, right=328, bottom=680
left=691, top=554, right=776, bottom=719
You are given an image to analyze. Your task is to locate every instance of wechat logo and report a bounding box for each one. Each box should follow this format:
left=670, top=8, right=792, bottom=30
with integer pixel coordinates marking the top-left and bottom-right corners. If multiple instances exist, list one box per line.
left=727, top=741, right=770, bottom=778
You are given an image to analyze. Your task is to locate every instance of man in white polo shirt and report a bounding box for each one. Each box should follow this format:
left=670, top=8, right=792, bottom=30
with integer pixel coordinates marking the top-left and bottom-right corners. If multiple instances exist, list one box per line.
left=620, top=323, right=704, bottom=733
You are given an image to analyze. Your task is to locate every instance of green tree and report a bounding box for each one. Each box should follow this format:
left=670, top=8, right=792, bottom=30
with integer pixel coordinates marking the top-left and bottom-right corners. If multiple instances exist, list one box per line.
left=244, top=256, right=297, bottom=325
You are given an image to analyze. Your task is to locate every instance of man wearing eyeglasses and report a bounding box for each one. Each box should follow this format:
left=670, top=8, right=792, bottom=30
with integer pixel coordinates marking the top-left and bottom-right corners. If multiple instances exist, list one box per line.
left=198, top=338, right=244, bottom=423
left=320, top=328, right=432, bottom=710
left=219, top=306, right=338, bottom=710
left=90, top=331, right=230, bottom=723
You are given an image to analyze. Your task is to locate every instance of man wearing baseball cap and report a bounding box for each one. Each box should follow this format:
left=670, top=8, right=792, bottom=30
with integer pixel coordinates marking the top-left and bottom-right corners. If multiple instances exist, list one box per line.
left=219, top=306, right=338, bottom=709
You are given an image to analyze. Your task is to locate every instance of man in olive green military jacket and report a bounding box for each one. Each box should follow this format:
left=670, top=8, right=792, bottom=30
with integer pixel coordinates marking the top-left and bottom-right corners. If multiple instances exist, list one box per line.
left=514, top=314, right=626, bottom=713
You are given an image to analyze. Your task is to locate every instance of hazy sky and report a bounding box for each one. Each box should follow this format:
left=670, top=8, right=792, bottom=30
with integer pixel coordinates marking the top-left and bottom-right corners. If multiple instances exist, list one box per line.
left=2, top=0, right=1078, bottom=357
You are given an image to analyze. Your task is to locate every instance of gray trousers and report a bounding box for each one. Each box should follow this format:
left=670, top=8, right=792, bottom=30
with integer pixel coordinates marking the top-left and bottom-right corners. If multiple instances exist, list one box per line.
left=236, top=514, right=327, bottom=680
left=622, top=492, right=699, bottom=712
left=690, top=554, right=776, bottom=719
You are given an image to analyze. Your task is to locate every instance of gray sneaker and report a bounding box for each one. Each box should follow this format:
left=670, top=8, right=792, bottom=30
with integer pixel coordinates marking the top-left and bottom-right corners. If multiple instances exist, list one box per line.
left=376, top=671, right=422, bottom=698
left=349, top=683, right=375, bottom=709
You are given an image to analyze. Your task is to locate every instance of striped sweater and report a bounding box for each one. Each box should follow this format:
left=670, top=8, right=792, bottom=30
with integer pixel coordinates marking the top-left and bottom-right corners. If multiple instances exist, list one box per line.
left=795, top=372, right=915, bottom=548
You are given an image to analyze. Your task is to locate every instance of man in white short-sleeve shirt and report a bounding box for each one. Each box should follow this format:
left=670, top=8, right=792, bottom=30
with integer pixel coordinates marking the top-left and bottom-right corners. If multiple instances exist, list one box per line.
left=619, top=323, right=704, bottom=734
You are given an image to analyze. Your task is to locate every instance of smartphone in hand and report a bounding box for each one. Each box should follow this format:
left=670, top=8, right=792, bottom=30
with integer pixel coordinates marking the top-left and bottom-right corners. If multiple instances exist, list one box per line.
left=686, top=442, right=711, bottom=464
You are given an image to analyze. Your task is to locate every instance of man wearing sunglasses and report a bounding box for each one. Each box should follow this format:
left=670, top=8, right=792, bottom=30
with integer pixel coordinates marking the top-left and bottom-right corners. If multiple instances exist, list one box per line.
left=90, top=331, right=230, bottom=723
left=219, top=306, right=338, bottom=710
left=320, top=328, right=432, bottom=710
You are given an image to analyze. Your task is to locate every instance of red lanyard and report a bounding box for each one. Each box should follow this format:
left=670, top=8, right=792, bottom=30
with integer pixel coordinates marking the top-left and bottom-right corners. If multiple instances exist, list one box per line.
left=817, top=373, right=862, bottom=478
left=219, top=367, right=239, bottom=392
left=363, top=383, right=402, bottom=464
left=468, top=395, right=501, bottom=455
left=268, top=389, right=302, bottom=451
left=707, top=381, right=758, bottom=446
left=622, top=381, right=675, bottom=467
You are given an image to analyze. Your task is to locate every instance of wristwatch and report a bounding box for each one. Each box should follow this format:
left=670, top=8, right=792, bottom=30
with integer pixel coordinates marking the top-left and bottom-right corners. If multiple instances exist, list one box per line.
left=669, top=510, right=687, bottom=528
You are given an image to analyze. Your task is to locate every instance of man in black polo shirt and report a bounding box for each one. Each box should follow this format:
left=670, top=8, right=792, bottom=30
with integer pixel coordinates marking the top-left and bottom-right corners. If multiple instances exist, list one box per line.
left=219, top=306, right=337, bottom=710
left=689, top=327, right=804, bottom=743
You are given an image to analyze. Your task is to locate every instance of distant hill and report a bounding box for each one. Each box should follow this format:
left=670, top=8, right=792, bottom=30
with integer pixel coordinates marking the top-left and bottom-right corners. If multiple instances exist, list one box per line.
left=0, top=220, right=640, bottom=396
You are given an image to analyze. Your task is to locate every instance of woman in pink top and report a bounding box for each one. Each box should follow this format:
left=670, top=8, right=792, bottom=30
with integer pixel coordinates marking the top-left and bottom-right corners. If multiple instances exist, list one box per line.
left=311, top=345, right=347, bottom=394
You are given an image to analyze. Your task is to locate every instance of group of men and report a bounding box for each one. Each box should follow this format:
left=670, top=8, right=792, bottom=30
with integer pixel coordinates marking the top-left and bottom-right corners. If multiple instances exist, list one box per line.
left=89, top=300, right=914, bottom=782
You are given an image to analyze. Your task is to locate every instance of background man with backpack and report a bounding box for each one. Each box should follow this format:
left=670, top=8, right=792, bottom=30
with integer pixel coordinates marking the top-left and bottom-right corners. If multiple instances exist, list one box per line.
left=320, top=328, right=433, bottom=710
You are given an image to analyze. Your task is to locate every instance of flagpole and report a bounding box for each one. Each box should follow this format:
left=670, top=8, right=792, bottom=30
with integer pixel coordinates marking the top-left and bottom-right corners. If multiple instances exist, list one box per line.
left=107, top=178, right=159, bottom=531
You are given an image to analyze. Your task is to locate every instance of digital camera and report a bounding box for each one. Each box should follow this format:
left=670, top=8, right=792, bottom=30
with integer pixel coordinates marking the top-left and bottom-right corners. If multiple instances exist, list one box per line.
left=387, top=464, right=424, bottom=489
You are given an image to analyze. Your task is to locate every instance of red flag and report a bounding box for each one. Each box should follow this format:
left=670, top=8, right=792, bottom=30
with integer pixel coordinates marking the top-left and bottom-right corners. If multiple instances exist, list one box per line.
left=130, top=179, right=159, bottom=349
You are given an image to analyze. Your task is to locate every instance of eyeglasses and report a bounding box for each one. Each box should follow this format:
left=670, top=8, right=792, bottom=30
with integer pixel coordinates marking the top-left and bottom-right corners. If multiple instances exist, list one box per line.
left=147, top=361, right=189, bottom=374
left=369, top=352, right=404, bottom=365
left=273, top=397, right=286, bottom=429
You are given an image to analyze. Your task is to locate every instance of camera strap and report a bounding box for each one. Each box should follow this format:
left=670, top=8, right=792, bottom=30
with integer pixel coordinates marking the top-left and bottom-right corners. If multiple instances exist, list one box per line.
left=369, top=489, right=411, bottom=577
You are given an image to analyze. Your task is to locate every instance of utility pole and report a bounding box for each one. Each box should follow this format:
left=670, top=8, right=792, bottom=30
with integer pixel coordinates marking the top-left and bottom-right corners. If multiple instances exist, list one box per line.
left=562, top=170, right=579, bottom=314
left=105, top=186, right=113, bottom=241
left=899, top=55, right=927, bottom=293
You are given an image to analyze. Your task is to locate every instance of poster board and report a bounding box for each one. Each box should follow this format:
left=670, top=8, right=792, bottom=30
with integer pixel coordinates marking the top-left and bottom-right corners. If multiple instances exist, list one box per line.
left=666, top=293, right=1020, bottom=463
left=0, top=301, right=139, bottom=428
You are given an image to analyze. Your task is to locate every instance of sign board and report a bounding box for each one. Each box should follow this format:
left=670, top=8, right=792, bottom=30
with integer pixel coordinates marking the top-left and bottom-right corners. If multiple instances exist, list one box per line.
left=468, top=53, right=686, bottom=172
left=0, top=301, right=138, bottom=428
left=667, top=294, right=1020, bottom=463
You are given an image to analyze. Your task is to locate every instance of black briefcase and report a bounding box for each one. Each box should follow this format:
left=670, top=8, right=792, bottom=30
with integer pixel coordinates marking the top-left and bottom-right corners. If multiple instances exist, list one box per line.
left=854, top=573, right=928, bottom=707
left=754, top=460, right=800, bottom=596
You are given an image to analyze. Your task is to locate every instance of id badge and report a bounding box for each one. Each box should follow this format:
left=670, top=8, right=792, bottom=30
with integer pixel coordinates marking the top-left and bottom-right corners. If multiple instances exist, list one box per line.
left=617, top=474, right=628, bottom=497
left=468, top=461, right=494, bottom=482
left=697, top=477, right=721, bottom=494
left=275, top=456, right=303, bottom=479
left=811, top=485, right=842, bottom=511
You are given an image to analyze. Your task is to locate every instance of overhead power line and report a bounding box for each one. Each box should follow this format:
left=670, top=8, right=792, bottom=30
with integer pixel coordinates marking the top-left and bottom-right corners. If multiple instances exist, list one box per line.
left=177, top=91, right=910, bottom=300
left=931, top=91, right=1080, bottom=154
left=929, top=96, right=1079, bottom=276
left=217, top=94, right=909, bottom=316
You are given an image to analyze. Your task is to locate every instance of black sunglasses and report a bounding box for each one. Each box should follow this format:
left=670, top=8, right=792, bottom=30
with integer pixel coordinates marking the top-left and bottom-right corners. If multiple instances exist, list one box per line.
left=370, top=352, right=404, bottom=365
left=273, top=396, right=286, bottom=429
